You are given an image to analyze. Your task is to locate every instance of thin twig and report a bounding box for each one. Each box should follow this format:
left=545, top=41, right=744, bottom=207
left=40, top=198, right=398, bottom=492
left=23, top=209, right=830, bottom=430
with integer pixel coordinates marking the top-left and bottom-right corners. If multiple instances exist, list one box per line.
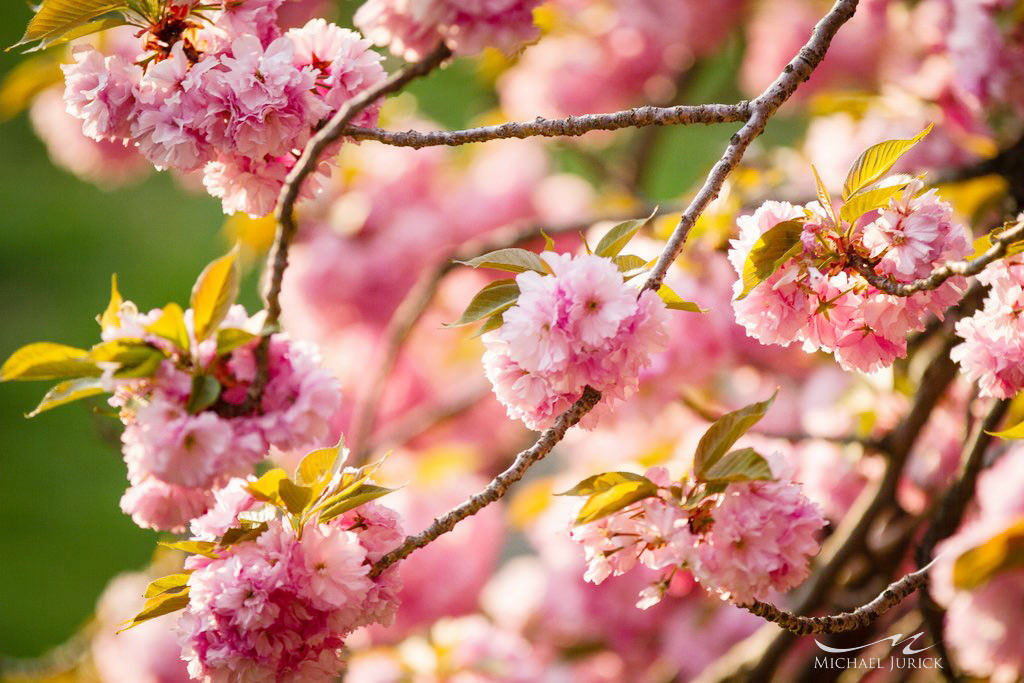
left=743, top=566, right=930, bottom=636
left=343, top=103, right=750, bottom=149
left=643, top=0, right=861, bottom=292
left=369, top=386, right=602, bottom=577
left=851, top=218, right=1024, bottom=296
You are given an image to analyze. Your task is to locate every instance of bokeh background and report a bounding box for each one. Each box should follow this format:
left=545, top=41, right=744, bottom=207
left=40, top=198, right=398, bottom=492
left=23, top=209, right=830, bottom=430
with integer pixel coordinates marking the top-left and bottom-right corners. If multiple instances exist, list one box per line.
left=0, top=0, right=802, bottom=660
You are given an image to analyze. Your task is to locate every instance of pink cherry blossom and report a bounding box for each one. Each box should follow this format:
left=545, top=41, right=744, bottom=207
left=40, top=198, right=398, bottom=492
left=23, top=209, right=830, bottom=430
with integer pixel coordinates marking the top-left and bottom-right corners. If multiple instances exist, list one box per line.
left=62, top=47, right=141, bottom=142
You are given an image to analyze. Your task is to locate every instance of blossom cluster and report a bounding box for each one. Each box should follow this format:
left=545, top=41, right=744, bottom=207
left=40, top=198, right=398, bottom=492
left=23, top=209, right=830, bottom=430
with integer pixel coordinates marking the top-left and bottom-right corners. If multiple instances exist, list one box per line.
left=110, top=302, right=340, bottom=531
left=571, top=463, right=826, bottom=607
left=355, top=0, right=543, bottom=61
left=931, top=446, right=1024, bottom=683
left=952, top=246, right=1024, bottom=398
left=730, top=180, right=971, bottom=373
left=61, top=3, right=386, bottom=216
left=482, top=251, right=669, bottom=431
left=171, top=474, right=403, bottom=681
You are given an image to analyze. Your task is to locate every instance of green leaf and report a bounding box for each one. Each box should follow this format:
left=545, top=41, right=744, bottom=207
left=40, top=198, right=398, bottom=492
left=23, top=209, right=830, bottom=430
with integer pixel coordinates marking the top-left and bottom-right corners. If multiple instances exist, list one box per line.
left=736, top=220, right=805, bottom=300
left=470, top=311, right=505, bottom=338
left=294, top=444, right=342, bottom=487
left=842, top=124, right=933, bottom=201
left=953, top=517, right=1024, bottom=590
left=118, top=587, right=189, bottom=633
left=145, top=303, right=190, bottom=352
left=457, top=248, right=547, bottom=274
left=694, top=391, right=778, bottom=481
left=191, top=247, right=240, bottom=342
left=143, top=573, right=190, bottom=599
left=159, top=540, right=219, bottom=559
left=219, top=521, right=269, bottom=547
left=594, top=209, right=657, bottom=258
left=216, top=328, right=257, bottom=355
left=839, top=180, right=912, bottom=225
left=657, top=284, right=707, bottom=312
left=278, top=478, right=313, bottom=515
left=1, top=342, right=100, bottom=382
left=556, top=471, right=654, bottom=497
left=444, top=279, right=520, bottom=328
left=318, top=483, right=396, bottom=523
left=12, top=0, right=131, bottom=51
left=27, top=377, right=105, bottom=417
left=613, top=254, right=650, bottom=279
left=811, top=164, right=838, bottom=226
left=574, top=479, right=659, bottom=526
left=541, top=229, right=555, bottom=251
left=89, top=339, right=164, bottom=378
left=682, top=481, right=727, bottom=509
left=186, top=375, right=221, bottom=414
left=98, top=274, right=123, bottom=330
left=701, top=447, right=773, bottom=484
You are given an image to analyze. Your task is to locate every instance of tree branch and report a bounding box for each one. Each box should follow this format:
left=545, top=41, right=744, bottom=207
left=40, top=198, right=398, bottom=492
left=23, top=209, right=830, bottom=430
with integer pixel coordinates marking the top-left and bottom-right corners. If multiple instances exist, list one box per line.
left=850, top=218, right=1024, bottom=296
left=343, top=102, right=750, bottom=149
left=643, top=0, right=861, bottom=292
left=369, top=386, right=602, bottom=577
left=743, top=566, right=930, bottom=636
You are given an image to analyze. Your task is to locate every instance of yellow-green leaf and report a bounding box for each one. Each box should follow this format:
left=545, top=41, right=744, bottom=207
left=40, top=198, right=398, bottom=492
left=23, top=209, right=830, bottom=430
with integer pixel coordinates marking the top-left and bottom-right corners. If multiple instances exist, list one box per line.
left=118, top=587, right=190, bottom=633
left=736, top=220, right=804, bottom=300
left=220, top=521, right=269, bottom=547
left=295, top=444, right=342, bottom=487
left=246, top=468, right=288, bottom=504
left=27, top=377, right=105, bottom=417
left=186, top=375, right=221, bottom=414
left=470, top=311, right=505, bottom=338
left=215, top=327, right=256, bottom=355
left=953, top=517, right=1024, bottom=590
left=839, top=180, right=911, bottom=225
left=191, top=247, right=240, bottom=342
left=159, top=540, right=219, bottom=559
left=842, top=124, right=933, bottom=201
left=701, top=447, right=773, bottom=483
left=278, top=478, right=313, bottom=515
left=146, top=303, right=190, bottom=352
left=657, top=283, right=707, bottom=312
left=811, top=164, right=837, bottom=226
left=694, top=391, right=777, bottom=481
left=457, top=248, right=548, bottom=274
left=444, top=279, right=520, bottom=328
left=98, top=274, right=123, bottom=330
left=989, top=418, right=1024, bottom=440
left=25, top=16, right=126, bottom=52
left=12, top=0, right=130, bottom=51
left=614, top=254, right=651, bottom=280
left=89, top=339, right=164, bottom=378
left=574, top=479, right=658, bottom=526
left=143, top=573, right=191, bottom=599
left=556, top=471, right=654, bottom=497
left=318, top=483, right=396, bottom=523
left=1, top=342, right=100, bottom=381
left=0, top=54, right=62, bottom=120
left=594, top=209, right=657, bottom=259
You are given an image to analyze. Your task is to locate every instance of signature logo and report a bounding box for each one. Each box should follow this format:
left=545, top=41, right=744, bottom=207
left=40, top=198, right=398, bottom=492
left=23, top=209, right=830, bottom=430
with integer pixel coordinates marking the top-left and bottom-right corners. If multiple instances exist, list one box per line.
left=814, top=631, right=937, bottom=655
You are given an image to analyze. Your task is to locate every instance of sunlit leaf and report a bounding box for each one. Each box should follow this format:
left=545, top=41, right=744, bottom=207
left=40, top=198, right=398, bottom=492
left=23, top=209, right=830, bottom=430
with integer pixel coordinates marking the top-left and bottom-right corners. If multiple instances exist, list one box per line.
left=989, top=418, right=1024, bottom=440
left=215, top=327, right=256, bottom=355
left=1, top=342, right=100, bottom=381
left=594, top=208, right=657, bottom=258
left=159, top=540, right=219, bottom=558
left=839, top=180, right=911, bottom=225
left=12, top=0, right=130, bottom=51
left=657, top=284, right=707, bottom=312
left=444, top=279, right=520, bottom=327
left=278, top=478, right=313, bottom=515
left=89, top=339, right=164, bottom=378
left=842, top=124, right=933, bottom=201
left=0, top=54, right=62, bottom=120
left=470, top=311, right=505, bottom=338
left=457, top=248, right=547, bottom=274
left=682, top=481, right=727, bottom=509
left=556, top=471, right=654, bottom=497
left=701, top=447, right=773, bottom=484
left=574, top=479, right=658, bottom=526
left=27, top=377, right=105, bottom=417
left=146, top=303, right=190, bottom=352
left=614, top=254, right=650, bottom=280
left=694, top=391, right=777, bottom=481
left=318, top=483, right=396, bottom=523
left=295, top=444, right=341, bottom=487
left=953, top=517, right=1024, bottom=590
left=143, top=573, right=190, bottom=599
left=811, top=164, right=837, bottom=226
left=219, top=521, right=269, bottom=547
left=118, top=587, right=189, bottom=633
left=97, top=274, right=124, bottom=330
left=246, top=468, right=288, bottom=504
left=736, top=220, right=804, bottom=300
left=186, top=375, right=221, bottom=414
left=191, top=247, right=240, bottom=342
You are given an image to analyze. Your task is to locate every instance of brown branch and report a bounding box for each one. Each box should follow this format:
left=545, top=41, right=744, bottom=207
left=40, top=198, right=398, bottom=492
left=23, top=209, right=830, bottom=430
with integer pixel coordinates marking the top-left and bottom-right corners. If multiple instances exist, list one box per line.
left=369, top=386, right=602, bottom=577
left=643, top=0, right=861, bottom=292
left=743, top=566, right=930, bottom=636
left=343, top=103, right=750, bottom=149
left=850, top=218, right=1024, bottom=296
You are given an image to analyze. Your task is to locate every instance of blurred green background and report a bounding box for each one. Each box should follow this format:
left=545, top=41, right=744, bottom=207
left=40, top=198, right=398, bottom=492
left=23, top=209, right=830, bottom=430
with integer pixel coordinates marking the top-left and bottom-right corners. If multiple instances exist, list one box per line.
left=0, top=0, right=792, bottom=660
